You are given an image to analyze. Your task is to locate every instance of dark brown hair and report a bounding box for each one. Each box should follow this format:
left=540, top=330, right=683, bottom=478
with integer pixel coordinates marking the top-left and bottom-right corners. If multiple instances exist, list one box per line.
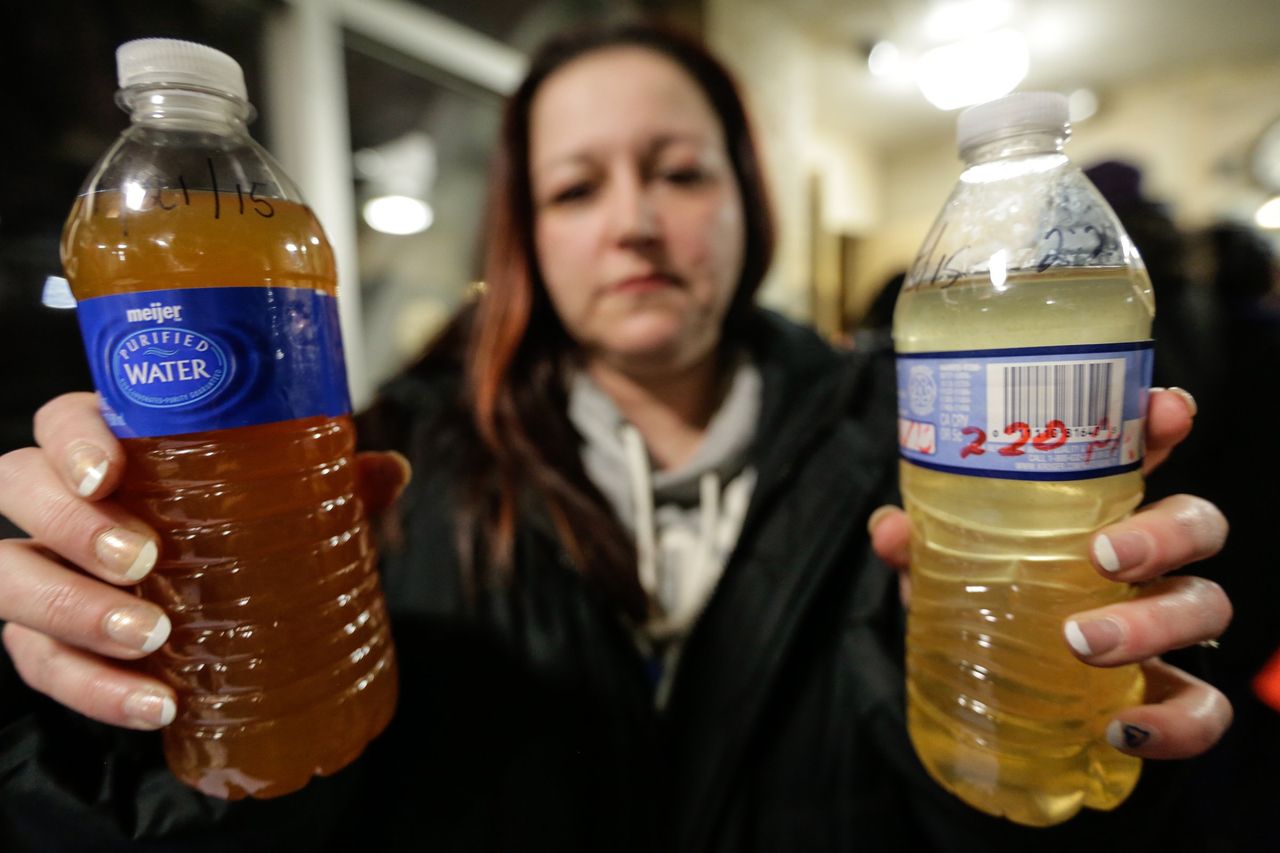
left=459, top=21, right=775, bottom=619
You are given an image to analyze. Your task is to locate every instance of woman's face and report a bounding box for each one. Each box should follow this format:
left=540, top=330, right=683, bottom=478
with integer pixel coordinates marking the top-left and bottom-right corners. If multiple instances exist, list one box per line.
left=529, top=47, right=746, bottom=376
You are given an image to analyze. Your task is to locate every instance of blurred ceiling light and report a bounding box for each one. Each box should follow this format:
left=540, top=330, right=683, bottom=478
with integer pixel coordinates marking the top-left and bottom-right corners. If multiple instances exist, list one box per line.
left=924, top=0, right=1014, bottom=41
left=1068, top=88, right=1099, bottom=122
left=917, top=29, right=1029, bottom=111
left=355, top=132, right=438, bottom=237
left=867, top=40, right=903, bottom=78
left=363, top=195, right=434, bottom=236
left=41, top=275, right=76, bottom=309
left=1256, top=196, right=1280, bottom=230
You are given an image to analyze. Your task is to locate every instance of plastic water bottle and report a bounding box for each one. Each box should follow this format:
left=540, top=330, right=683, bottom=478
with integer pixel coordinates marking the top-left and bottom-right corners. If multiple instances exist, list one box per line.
left=60, top=38, right=398, bottom=799
left=893, top=92, right=1154, bottom=826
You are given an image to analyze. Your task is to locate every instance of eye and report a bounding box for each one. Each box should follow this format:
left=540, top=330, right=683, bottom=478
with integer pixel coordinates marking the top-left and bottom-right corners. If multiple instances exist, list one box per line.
left=549, top=182, right=594, bottom=205
left=661, top=166, right=708, bottom=186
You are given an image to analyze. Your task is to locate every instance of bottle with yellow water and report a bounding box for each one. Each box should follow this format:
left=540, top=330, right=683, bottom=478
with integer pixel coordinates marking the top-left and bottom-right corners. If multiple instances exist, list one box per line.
left=893, top=92, right=1154, bottom=827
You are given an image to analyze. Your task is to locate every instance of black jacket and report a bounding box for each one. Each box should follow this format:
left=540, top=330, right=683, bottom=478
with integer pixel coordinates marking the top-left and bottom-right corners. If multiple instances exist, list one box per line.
left=0, top=310, right=1211, bottom=851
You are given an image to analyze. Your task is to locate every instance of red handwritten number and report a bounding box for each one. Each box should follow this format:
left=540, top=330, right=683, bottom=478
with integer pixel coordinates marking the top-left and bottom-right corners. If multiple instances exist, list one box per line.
left=998, top=422, right=1031, bottom=456
left=960, top=426, right=987, bottom=458
left=1033, top=419, right=1068, bottom=451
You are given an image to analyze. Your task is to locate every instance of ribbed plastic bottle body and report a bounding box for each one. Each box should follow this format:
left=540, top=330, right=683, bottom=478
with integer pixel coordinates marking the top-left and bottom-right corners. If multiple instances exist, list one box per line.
left=894, top=135, right=1153, bottom=826
left=61, top=94, right=397, bottom=800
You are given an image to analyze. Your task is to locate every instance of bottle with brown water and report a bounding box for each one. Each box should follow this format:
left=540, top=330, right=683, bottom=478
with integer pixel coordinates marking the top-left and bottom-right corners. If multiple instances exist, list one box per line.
left=60, top=38, right=398, bottom=799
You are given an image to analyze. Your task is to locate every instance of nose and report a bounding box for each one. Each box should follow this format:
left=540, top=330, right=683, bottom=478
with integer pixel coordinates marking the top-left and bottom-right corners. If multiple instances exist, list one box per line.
left=607, top=167, right=659, bottom=249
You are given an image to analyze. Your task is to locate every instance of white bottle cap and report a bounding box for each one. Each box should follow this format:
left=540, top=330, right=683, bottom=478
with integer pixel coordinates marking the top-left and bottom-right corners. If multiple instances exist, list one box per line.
left=116, top=38, right=247, bottom=102
left=956, top=91, right=1069, bottom=153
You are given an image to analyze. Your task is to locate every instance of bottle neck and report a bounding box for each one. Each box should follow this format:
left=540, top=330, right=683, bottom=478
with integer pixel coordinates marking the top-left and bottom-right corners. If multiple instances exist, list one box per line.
left=119, top=85, right=253, bottom=135
left=960, top=130, right=1067, bottom=166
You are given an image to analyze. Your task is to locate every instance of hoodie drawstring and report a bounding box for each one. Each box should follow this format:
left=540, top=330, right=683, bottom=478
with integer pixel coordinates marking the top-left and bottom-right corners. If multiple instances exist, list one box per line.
left=620, top=423, right=723, bottom=622
left=621, top=424, right=658, bottom=598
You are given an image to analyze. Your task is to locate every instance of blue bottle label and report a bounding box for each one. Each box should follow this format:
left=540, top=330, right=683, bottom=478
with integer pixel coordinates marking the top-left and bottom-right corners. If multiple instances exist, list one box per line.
left=895, top=342, right=1154, bottom=481
left=76, top=286, right=352, bottom=438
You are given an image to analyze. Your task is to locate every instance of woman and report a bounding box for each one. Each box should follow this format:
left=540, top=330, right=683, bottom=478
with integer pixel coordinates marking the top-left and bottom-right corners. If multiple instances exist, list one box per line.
left=0, top=22, right=1232, bottom=852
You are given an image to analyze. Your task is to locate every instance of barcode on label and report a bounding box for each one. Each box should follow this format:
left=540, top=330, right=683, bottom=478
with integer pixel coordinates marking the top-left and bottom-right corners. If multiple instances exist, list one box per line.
left=986, top=358, right=1125, bottom=442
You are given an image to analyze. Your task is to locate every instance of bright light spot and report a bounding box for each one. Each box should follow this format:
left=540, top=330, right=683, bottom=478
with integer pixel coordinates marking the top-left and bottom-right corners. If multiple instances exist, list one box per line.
left=285, top=242, right=298, bottom=253
left=41, top=276, right=76, bottom=308
left=362, top=195, right=433, bottom=235
left=310, top=236, right=321, bottom=245
left=917, top=29, right=1029, bottom=111
left=1068, top=88, right=1098, bottom=122
left=150, top=94, right=164, bottom=105
left=988, top=249, right=1009, bottom=290
left=867, top=41, right=903, bottom=78
left=124, top=181, right=147, bottom=211
left=1255, top=196, right=1280, bottom=229
left=924, top=0, right=1013, bottom=41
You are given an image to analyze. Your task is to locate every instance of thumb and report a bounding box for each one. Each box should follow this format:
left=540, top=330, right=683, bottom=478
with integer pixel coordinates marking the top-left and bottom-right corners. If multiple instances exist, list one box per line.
left=356, top=450, right=412, bottom=517
left=868, top=504, right=909, bottom=570
left=869, top=504, right=913, bottom=607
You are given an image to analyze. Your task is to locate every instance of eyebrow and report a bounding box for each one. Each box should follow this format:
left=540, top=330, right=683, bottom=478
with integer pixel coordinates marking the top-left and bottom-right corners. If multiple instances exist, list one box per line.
left=533, top=131, right=711, bottom=174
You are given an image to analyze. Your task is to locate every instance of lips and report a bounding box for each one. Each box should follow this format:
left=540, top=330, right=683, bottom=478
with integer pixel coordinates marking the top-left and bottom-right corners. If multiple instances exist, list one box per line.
left=610, top=272, right=681, bottom=294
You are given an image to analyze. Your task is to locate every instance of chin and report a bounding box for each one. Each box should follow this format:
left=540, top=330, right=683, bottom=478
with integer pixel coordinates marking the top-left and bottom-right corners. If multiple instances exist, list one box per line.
left=607, top=312, right=687, bottom=353
left=601, top=322, right=717, bottom=373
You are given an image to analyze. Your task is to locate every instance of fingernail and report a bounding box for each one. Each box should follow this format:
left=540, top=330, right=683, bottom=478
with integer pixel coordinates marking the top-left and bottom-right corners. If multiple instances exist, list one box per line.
left=387, top=450, right=413, bottom=498
left=94, top=529, right=158, bottom=581
left=867, top=505, right=896, bottom=536
left=69, top=443, right=109, bottom=497
left=104, top=605, right=171, bottom=653
left=1106, top=719, right=1153, bottom=751
left=1064, top=617, right=1124, bottom=656
left=123, top=688, right=177, bottom=729
left=1166, top=386, right=1198, bottom=418
left=1092, top=530, right=1150, bottom=573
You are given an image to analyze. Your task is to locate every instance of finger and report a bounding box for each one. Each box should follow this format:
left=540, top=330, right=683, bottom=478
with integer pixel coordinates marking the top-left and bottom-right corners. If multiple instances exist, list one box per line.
left=1089, top=493, right=1228, bottom=582
left=3, top=622, right=176, bottom=730
left=1103, top=658, right=1232, bottom=759
left=868, top=505, right=909, bottom=570
left=1142, top=387, right=1196, bottom=476
left=1063, top=575, right=1231, bottom=666
left=32, top=392, right=125, bottom=500
left=868, top=505, right=912, bottom=606
left=355, top=450, right=412, bottom=517
left=0, top=539, right=171, bottom=659
left=0, top=447, right=158, bottom=584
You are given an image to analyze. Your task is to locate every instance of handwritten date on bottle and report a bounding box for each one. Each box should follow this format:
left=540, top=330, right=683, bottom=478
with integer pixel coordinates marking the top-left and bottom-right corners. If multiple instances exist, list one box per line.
left=960, top=419, right=1119, bottom=459
left=112, top=157, right=276, bottom=222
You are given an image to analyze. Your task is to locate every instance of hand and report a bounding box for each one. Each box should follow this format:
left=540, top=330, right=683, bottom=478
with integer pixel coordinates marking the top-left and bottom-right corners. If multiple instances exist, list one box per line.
left=0, top=393, right=411, bottom=731
left=868, top=387, right=1232, bottom=760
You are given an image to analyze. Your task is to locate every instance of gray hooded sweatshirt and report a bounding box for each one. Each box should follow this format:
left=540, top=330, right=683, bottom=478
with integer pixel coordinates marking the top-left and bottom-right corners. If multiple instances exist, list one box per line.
left=567, top=357, right=762, bottom=708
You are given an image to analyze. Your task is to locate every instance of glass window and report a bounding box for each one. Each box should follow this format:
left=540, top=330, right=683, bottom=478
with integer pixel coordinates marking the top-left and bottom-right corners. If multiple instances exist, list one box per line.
left=344, top=39, right=504, bottom=387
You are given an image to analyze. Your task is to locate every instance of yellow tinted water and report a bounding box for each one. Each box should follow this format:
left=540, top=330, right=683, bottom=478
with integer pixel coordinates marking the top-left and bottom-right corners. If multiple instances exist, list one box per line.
left=894, top=267, right=1152, bottom=826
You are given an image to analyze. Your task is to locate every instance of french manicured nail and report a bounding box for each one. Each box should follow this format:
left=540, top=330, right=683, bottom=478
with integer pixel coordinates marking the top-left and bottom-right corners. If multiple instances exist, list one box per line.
left=69, top=443, right=109, bottom=497
left=867, top=505, right=896, bottom=535
left=123, top=688, right=177, bottom=729
left=1092, top=530, right=1150, bottom=573
left=104, top=605, right=171, bottom=653
left=1064, top=617, right=1124, bottom=657
left=1106, top=719, right=1153, bottom=751
left=1166, top=386, right=1198, bottom=418
left=95, top=529, right=158, bottom=581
